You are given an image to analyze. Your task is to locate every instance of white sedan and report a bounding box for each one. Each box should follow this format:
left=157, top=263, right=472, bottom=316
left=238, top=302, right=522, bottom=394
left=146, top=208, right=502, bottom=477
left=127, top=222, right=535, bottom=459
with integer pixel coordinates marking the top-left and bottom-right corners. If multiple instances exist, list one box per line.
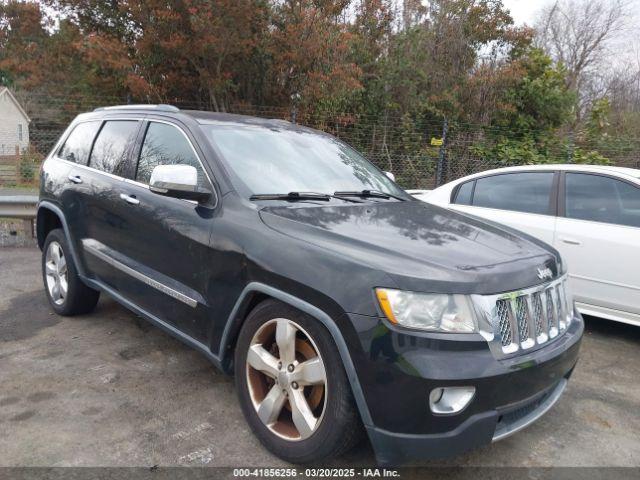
left=414, top=164, right=640, bottom=327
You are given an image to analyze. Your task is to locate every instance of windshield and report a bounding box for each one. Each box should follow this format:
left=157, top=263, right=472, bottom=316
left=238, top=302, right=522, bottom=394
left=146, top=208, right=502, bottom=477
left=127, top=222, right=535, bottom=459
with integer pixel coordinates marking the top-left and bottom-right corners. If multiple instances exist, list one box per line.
left=202, top=124, right=405, bottom=198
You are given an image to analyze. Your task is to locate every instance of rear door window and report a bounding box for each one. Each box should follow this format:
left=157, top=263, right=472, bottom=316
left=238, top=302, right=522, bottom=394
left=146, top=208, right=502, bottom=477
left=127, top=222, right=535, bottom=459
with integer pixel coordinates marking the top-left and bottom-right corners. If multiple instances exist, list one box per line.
left=88, top=121, right=139, bottom=176
left=472, top=172, right=554, bottom=215
left=565, top=173, right=640, bottom=227
left=58, top=121, right=102, bottom=165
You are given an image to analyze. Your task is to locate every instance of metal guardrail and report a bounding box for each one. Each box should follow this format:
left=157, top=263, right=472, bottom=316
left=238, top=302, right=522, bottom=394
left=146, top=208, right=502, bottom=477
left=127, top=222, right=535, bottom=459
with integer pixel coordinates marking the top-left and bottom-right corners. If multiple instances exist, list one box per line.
left=0, top=195, right=38, bottom=218
left=0, top=195, right=38, bottom=239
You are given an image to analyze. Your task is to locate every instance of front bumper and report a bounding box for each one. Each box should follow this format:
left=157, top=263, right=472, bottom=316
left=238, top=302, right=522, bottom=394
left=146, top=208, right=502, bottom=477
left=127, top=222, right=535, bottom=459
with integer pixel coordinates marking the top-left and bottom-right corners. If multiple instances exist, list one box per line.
left=347, top=309, right=584, bottom=465
left=367, top=376, right=570, bottom=466
left=493, top=376, right=567, bottom=441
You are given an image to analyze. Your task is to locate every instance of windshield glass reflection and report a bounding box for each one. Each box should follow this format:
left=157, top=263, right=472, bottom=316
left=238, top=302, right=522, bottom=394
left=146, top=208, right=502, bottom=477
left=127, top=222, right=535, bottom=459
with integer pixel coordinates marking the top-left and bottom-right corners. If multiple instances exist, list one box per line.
left=203, top=125, right=405, bottom=198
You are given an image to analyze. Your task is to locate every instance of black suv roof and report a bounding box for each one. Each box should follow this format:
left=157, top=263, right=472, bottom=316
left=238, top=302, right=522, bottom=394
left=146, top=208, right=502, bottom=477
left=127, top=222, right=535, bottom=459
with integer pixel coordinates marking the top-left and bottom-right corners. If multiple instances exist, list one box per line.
left=89, top=104, right=303, bottom=131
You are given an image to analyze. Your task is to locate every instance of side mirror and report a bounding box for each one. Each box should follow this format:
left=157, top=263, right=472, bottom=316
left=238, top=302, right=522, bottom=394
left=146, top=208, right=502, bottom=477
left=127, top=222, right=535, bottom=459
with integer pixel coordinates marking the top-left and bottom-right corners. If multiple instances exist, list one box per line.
left=149, top=164, right=211, bottom=202
left=384, top=171, right=396, bottom=182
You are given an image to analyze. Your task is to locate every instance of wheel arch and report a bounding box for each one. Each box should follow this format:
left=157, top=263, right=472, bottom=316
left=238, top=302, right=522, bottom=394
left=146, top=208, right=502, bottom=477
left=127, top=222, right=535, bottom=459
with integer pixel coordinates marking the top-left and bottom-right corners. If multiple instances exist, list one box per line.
left=36, top=202, right=86, bottom=278
left=36, top=204, right=63, bottom=250
left=219, top=282, right=374, bottom=428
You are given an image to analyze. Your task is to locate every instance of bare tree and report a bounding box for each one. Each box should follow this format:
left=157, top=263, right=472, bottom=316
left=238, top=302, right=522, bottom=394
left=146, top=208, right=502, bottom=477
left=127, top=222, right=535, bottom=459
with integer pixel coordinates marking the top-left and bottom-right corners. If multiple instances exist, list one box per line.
left=535, top=0, right=628, bottom=117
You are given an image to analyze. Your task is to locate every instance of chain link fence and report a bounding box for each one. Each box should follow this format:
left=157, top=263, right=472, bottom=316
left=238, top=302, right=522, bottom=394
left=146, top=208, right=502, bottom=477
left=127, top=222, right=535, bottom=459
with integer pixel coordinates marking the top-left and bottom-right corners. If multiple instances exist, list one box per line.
left=5, top=94, right=640, bottom=190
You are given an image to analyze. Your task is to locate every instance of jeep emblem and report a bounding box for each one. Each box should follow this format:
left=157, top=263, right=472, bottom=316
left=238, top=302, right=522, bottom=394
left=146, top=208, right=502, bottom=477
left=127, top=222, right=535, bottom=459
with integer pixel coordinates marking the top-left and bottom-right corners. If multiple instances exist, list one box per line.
left=537, top=267, right=553, bottom=280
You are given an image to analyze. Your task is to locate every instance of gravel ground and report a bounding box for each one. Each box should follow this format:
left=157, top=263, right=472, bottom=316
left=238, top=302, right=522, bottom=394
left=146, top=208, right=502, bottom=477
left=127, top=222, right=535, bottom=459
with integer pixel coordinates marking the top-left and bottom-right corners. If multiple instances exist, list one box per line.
left=1, top=247, right=639, bottom=470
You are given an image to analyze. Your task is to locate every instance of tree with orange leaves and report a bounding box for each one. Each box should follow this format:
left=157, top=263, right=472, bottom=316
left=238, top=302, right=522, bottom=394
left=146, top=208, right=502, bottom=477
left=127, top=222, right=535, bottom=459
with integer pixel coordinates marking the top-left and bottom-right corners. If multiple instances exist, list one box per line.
left=268, top=0, right=362, bottom=111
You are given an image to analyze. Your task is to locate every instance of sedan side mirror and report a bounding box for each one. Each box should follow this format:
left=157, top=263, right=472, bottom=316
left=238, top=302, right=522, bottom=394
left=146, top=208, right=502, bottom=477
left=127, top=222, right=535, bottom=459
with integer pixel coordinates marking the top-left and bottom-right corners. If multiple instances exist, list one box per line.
left=149, top=164, right=212, bottom=202
left=384, top=171, right=396, bottom=182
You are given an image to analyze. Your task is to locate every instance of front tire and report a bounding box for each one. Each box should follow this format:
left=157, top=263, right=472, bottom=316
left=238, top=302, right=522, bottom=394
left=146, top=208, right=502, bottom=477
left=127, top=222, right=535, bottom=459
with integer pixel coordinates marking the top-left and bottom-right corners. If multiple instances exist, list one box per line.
left=42, top=228, right=100, bottom=316
left=235, top=300, right=362, bottom=463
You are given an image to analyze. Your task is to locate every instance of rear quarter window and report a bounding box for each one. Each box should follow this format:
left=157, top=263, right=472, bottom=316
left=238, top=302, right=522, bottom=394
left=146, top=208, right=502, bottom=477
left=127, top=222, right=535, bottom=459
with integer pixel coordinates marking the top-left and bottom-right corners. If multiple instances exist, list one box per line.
left=453, top=181, right=473, bottom=205
left=58, top=121, right=102, bottom=165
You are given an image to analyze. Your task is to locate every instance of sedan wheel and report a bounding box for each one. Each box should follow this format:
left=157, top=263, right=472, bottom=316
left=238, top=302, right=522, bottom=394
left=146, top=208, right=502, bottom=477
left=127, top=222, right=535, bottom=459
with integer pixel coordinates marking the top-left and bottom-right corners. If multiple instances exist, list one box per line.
left=246, top=318, right=327, bottom=441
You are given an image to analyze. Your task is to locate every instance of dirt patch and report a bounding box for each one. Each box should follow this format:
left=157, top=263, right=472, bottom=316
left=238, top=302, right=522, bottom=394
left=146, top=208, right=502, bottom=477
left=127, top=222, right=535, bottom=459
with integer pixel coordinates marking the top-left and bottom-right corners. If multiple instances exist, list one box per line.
left=0, top=397, right=20, bottom=407
left=9, top=410, right=36, bottom=422
left=27, top=392, right=56, bottom=403
left=0, top=290, right=60, bottom=342
left=118, top=346, right=150, bottom=361
left=81, top=406, right=103, bottom=416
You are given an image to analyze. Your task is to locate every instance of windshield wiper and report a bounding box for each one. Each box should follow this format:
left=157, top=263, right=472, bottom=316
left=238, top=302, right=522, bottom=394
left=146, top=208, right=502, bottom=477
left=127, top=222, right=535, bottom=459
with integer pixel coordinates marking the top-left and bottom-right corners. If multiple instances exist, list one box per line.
left=333, top=189, right=407, bottom=201
left=250, top=192, right=330, bottom=201
left=250, top=191, right=363, bottom=203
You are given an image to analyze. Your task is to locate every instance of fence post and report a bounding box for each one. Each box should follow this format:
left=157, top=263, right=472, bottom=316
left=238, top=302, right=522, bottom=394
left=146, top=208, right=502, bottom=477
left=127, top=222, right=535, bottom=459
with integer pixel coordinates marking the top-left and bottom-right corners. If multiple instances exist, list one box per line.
left=566, top=131, right=574, bottom=163
left=290, top=92, right=301, bottom=124
left=435, top=118, right=449, bottom=187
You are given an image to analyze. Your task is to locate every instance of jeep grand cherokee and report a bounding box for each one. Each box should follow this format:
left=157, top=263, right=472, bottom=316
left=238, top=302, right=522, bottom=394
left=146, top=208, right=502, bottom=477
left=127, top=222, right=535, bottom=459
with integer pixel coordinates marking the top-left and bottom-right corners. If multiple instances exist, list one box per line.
left=37, top=105, right=583, bottom=465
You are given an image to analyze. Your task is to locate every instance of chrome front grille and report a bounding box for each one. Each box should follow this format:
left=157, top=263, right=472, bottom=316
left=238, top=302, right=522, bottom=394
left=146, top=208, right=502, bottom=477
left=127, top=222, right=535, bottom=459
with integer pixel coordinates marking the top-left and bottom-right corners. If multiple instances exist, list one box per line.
left=545, top=289, right=556, bottom=331
left=531, top=292, right=545, bottom=338
left=476, top=275, right=572, bottom=357
left=555, top=284, right=564, bottom=323
left=514, top=297, right=530, bottom=345
left=495, top=300, right=512, bottom=347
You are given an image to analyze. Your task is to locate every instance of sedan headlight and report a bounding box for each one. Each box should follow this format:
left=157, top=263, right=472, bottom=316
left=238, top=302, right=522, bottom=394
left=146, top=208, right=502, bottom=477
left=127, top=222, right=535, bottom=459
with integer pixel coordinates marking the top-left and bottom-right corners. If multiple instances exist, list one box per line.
left=375, top=288, right=477, bottom=333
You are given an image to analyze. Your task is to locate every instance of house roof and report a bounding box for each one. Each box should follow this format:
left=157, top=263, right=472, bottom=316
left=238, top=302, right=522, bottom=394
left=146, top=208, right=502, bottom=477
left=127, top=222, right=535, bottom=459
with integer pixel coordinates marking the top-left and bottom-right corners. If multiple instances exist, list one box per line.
left=0, top=87, right=31, bottom=123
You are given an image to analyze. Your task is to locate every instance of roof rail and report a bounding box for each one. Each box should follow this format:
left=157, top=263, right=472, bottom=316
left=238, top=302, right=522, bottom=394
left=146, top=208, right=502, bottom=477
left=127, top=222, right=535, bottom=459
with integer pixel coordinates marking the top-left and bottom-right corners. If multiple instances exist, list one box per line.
left=93, top=104, right=179, bottom=113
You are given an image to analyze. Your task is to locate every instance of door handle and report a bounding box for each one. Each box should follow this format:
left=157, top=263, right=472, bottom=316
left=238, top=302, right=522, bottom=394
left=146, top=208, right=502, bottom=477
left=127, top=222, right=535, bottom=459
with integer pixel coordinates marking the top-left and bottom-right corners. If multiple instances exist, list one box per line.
left=560, top=237, right=581, bottom=245
left=67, top=174, right=82, bottom=184
left=119, top=193, right=140, bottom=205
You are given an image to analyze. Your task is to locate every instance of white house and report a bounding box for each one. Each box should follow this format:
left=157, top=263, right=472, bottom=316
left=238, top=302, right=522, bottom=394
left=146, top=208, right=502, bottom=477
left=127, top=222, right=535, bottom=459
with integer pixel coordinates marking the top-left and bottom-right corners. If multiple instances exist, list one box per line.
left=0, top=87, right=30, bottom=156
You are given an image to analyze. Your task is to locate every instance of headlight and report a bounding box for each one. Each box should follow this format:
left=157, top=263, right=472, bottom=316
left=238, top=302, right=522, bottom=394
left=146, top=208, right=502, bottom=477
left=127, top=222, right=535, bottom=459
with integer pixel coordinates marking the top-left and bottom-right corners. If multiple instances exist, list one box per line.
left=563, top=281, right=574, bottom=328
left=375, top=288, right=477, bottom=333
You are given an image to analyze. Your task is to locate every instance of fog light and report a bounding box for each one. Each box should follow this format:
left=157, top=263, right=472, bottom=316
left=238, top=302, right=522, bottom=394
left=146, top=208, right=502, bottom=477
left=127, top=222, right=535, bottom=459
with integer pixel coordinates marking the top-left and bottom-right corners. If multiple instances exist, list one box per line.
left=429, top=386, right=476, bottom=415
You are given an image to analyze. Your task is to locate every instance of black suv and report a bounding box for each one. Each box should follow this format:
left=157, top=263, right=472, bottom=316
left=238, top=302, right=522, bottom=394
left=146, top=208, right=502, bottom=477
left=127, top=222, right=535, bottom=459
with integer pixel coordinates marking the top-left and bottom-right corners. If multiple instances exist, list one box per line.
left=37, top=105, right=583, bottom=465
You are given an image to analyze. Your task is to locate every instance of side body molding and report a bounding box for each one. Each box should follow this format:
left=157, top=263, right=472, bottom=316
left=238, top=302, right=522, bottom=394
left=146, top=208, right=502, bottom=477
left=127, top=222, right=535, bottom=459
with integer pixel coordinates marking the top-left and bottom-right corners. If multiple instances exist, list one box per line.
left=36, top=203, right=374, bottom=428
left=219, top=282, right=374, bottom=427
left=37, top=200, right=223, bottom=367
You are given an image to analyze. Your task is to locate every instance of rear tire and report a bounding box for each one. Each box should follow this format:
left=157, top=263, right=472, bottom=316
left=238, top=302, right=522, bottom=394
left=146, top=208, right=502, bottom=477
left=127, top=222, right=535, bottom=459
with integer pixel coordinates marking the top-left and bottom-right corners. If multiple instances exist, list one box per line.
left=235, top=299, right=362, bottom=463
left=42, top=228, right=100, bottom=316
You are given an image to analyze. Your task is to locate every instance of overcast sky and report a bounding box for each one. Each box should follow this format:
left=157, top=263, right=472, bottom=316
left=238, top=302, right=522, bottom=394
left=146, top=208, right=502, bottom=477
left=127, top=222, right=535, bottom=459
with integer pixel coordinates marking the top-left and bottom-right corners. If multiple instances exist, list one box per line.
left=501, top=0, right=555, bottom=26
left=502, top=0, right=640, bottom=29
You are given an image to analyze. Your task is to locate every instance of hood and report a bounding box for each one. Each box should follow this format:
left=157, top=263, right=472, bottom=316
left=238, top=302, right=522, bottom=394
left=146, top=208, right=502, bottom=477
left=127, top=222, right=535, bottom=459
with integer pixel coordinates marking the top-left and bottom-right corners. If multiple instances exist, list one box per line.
left=258, top=200, right=561, bottom=295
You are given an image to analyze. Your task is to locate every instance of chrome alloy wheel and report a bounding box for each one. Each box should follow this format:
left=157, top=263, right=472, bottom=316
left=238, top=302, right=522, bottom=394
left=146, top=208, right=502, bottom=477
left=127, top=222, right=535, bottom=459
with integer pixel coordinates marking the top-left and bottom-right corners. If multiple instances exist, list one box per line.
left=45, top=241, right=68, bottom=305
left=246, top=318, right=328, bottom=441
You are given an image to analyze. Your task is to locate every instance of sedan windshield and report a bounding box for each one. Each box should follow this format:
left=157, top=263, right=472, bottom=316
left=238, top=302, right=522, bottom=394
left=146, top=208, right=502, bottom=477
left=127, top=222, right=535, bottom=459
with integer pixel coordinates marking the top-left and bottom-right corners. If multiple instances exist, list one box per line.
left=202, top=124, right=406, bottom=199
